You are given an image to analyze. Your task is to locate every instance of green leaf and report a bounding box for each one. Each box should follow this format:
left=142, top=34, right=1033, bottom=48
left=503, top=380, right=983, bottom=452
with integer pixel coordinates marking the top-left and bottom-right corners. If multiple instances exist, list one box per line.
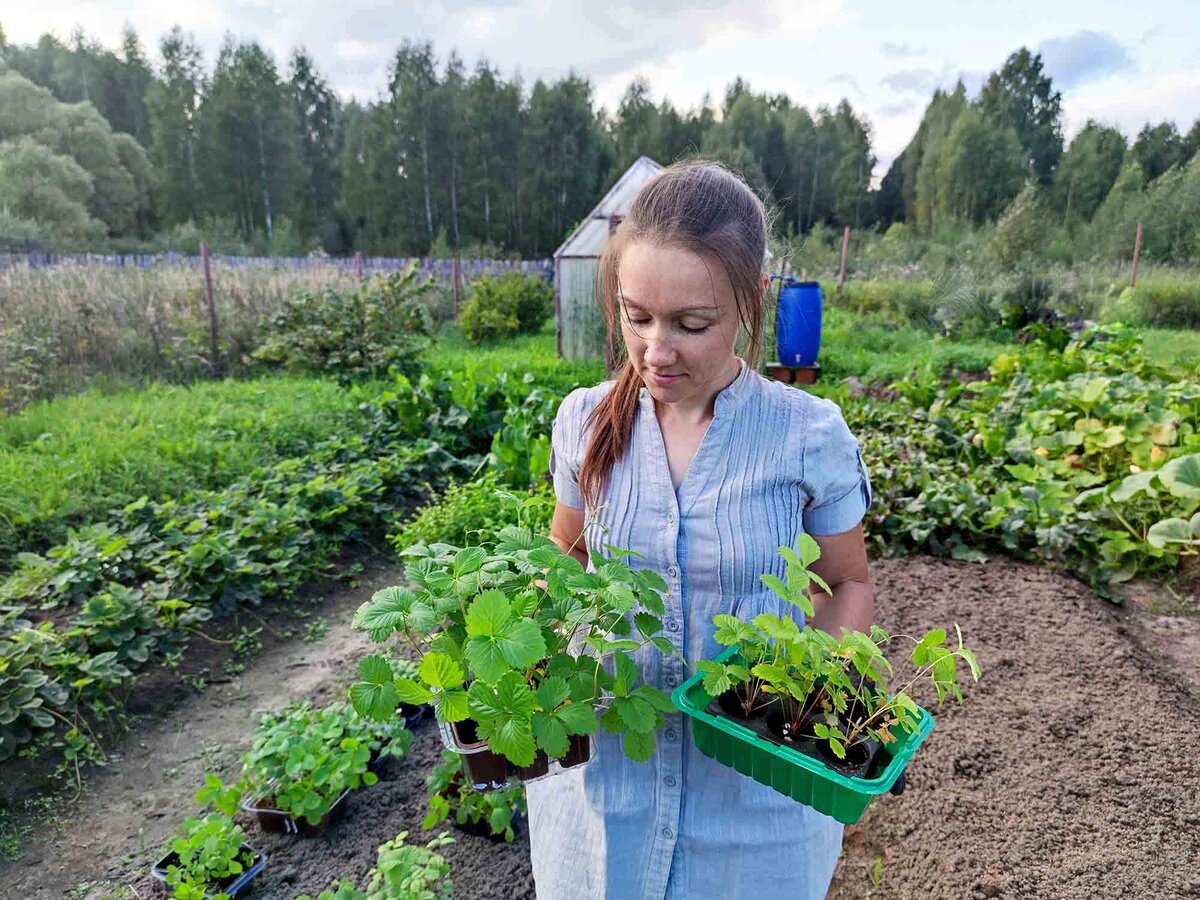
left=435, top=688, right=470, bottom=722
left=556, top=702, right=598, bottom=735
left=1147, top=517, right=1199, bottom=549
left=394, top=677, right=435, bottom=704
left=419, top=653, right=465, bottom=690
left=357, top=654, right=394, bottom=686
left=796, top=533, right=821, bottom=567
left=697, top=659, right=732, bottom=697
left=622, top=728, right=656, bottom=762
left=614, top=695, right=655, bottom=732
left=633, top=611, right=662, bottom=638
left=760, top=573, right=790, bottom=603
left=713, top=614, right=757, bottom=646
left=1109, top=470, right=1159, bottom=502
left=600, top=583, right=636, bottom=612
left=1159, top=454, right=1200, bottom=501
left=536, top=676, right=570, bottom=712
left=613, top=651, right=637, bottom=697
left=465, top=589, right=512, bottom=637
left=350, top=679, right=399, bottom=720
left=531, top=712, right=569, bottom=757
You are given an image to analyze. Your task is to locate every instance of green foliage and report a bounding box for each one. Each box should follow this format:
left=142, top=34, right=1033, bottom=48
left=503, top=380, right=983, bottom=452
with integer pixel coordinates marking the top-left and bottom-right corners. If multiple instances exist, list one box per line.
left=837, top=324, right=1200, bottom=594
left=704, top=544, right=979, bottom=759
left=365, top=831, right=454, bottom=900
left=251, top=266, right=433, bottom=380
left=352, top=517, right=676, bottom=767
left=239, top=701, right=410, bottom=824
left=422, top=749, right=527, bottom=841
left=0, top=376, right=366, bottom=569
left=1102, top=276, right=1200, bottom=329
left=164, top=813, right=256, bottom=900
left=459, top=273, right=554, bottom=345
left=391, top=476, right=554, bottom=551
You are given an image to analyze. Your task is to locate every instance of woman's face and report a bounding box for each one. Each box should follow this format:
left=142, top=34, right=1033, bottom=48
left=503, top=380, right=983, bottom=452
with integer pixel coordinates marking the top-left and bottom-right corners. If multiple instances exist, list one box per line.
left=617, top=241, right=748, bottom=408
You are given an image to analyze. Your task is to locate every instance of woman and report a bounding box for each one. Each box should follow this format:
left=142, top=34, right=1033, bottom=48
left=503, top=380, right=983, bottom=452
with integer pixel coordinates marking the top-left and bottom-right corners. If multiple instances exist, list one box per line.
left=527, top=160, right=874, bottom=900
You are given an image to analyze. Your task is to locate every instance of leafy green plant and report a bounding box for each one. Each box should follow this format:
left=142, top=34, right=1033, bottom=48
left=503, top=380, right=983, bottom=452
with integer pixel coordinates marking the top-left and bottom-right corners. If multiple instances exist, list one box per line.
left=163, top=813, right=257, bottom=900
left=460, top=272, right=553, bottom=345
left=422, top=749, right=526, bottom=842
left=700, top=537, right=980, bottom=762
left=353, top=498, right=677, bottom=768
left=239, top=701, right=411, bottom=825
left=251, top=265, right=432, bottom=380
left=299, top=830, right=454, bottom=900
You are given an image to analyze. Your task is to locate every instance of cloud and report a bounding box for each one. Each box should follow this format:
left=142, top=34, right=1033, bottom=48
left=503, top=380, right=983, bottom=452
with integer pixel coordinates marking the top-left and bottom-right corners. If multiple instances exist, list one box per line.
left=880, top=67, right=941, bottom=95
left=880, top=41, right=924, bottom=58
left=1065, top=69, right=1200, bottom=139
left=879, top=99, right=917, bottom=117
left=825, top=73, right=863, bottom=99
left=1038, top=30, right=1133, bottom=89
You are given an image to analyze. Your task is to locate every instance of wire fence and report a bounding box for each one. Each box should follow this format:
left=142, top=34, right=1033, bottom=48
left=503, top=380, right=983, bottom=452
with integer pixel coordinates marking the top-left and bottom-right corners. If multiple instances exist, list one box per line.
left=0, top=252, right=555, bottom=280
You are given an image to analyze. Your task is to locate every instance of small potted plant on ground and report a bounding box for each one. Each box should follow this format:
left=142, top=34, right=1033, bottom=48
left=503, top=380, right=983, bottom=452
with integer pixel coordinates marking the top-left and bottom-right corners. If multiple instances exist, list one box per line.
left=239, top=701, right=412, bottom=836
left=351, top=506, right=677, bottom=790
left=673, top=535, right=980, bottom=824
left=422, top=749, right=527, bottom=842
left=150, top=812, right=266, bottom=900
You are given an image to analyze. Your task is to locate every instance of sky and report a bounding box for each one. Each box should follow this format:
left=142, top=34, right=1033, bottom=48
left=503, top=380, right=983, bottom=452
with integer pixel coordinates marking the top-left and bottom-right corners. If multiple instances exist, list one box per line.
left=5, top=0, right=1200, bottom=181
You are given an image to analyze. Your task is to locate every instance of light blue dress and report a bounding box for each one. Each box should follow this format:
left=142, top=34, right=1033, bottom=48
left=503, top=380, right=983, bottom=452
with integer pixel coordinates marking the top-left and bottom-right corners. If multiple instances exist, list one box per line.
left=529, top=357, right=874, bottom=900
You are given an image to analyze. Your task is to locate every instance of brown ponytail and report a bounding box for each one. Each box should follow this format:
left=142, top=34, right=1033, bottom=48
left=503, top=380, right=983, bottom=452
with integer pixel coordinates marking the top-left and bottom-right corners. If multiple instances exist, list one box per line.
left=576, top=160, right=773, bottom=511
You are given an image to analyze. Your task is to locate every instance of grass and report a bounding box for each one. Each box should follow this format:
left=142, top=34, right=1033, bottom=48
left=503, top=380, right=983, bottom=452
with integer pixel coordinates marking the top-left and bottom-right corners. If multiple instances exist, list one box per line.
left=816, top=307, right=1010, bottom=382
left=1140, top=327, right=1200, bottom=369
left=0, top=376, right=369, bottom=567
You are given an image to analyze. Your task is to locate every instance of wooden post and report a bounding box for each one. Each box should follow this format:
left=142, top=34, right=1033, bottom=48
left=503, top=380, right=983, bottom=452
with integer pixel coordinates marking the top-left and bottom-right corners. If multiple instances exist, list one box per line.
left=452, top=256, right=460, bottom=320
left=837, top=225, right=850, bottom=296
left=355, top=250, right=364, bottom=281
left=1129, top=222, right=1142, bottom=288
left=200, top=241, right=220, bottom=376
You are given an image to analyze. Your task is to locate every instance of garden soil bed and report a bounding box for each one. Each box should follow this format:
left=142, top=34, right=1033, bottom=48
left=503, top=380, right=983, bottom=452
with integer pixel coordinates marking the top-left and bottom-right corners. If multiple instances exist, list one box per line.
left=1, top=555, right=1197, bottom=899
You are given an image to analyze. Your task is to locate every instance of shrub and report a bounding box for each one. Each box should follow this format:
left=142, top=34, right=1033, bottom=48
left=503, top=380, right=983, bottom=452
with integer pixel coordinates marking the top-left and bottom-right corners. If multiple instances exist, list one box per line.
left=251, top=264, right=432, bottom=379
left=460, top=272, right=553, bottom=345
left=390, top=474, right=554, bottom=551
left=1102, top=275, right=1200, bottom=329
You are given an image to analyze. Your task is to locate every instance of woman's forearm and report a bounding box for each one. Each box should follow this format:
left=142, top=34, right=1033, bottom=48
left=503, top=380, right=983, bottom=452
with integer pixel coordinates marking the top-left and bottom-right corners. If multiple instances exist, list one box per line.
left=808, top=578, right=875, bottom=636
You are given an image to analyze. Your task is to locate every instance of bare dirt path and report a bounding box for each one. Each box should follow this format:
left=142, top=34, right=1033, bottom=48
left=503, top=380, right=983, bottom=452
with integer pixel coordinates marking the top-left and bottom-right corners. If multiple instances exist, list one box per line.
left=3, top=554, right=1197, bottom=900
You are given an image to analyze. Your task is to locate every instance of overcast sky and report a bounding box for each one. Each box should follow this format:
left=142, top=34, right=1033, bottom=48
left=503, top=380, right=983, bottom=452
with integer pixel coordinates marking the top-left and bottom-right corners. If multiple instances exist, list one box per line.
left=6, top=0, right=1200, bottom=180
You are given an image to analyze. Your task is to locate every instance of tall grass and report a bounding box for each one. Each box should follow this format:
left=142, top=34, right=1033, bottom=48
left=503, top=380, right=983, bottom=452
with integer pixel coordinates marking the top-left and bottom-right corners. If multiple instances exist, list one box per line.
left=0, top=261, right=455, bottom=411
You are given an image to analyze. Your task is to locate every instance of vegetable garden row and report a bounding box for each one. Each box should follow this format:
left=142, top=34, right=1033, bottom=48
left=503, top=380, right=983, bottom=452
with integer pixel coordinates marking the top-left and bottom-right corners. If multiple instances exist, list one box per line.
left=1, top=314, right=1198, bottom=897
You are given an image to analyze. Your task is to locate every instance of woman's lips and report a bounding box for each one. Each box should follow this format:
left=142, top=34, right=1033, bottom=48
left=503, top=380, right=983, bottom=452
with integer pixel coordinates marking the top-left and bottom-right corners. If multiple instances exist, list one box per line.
left=649, top=370, right=683, bottom=386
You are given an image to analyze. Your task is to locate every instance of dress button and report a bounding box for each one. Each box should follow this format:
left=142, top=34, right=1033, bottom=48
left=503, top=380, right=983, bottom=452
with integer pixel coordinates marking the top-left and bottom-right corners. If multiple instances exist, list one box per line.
left=664, top=775, right=677, bottom=787
left=662, top=827, right=674, bottom=839
left=665, top=729, right=678, bottom=742
left=667, top=619, right=680, bottom=632
left=665, top=675, right=678, bottom=687
left=668, top=566, right=678, bottom=578
left=667, top=512, right=676, bottom=524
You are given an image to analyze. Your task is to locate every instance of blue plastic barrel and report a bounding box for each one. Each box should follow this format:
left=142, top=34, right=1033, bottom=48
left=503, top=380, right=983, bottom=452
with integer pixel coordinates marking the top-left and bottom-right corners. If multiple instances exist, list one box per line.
left=776, top=279, right=823, bottom=366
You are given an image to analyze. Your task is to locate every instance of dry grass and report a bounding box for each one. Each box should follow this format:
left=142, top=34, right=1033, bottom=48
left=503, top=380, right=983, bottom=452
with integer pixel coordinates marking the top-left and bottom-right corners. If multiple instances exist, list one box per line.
left=0, top=261, right=459, bottom=410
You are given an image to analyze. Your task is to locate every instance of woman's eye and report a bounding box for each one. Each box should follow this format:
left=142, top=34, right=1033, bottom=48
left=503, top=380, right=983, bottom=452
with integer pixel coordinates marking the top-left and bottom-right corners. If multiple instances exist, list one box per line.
left=681, top=323, right=711, bottom=334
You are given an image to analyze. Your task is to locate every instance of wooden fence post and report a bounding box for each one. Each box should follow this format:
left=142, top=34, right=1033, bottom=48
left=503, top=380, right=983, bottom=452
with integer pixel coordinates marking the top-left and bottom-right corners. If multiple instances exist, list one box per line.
left=1129, top=222, right=1142, bottom=288
left=837, top=225, right=850, bottom=296
left=355, top=250, right=364, bottom=281
left=200, top=241, right=220, bottom=376
left=452, top=256, right=460, bottom=320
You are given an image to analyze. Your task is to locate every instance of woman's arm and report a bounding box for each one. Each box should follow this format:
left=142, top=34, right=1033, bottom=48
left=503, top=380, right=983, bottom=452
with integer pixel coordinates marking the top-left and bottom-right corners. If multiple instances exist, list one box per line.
left=550, top=501, right=589, bottom=568
left=806, top=523, right=874, bottom=635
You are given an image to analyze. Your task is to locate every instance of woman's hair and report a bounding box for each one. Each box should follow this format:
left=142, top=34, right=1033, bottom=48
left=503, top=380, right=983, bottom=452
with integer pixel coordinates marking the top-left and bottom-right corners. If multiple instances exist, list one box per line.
left=576, top=159, right=772, bottom=511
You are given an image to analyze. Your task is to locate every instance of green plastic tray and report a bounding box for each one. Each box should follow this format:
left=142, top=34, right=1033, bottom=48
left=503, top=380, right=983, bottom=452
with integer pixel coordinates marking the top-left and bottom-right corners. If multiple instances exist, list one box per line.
left=671, top=646, right=935, bottom=825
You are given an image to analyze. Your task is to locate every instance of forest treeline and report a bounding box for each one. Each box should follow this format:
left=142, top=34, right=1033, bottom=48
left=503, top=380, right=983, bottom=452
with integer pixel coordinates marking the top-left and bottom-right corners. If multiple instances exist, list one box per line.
left=1, top=23, right=1198, bottom=260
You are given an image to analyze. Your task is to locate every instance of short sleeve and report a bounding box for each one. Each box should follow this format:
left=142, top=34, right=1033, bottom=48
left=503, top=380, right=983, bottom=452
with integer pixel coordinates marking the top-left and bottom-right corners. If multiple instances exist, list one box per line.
left=800, top=397, right=873, bottom=536
left=549, top=388, right=587, bottom=510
